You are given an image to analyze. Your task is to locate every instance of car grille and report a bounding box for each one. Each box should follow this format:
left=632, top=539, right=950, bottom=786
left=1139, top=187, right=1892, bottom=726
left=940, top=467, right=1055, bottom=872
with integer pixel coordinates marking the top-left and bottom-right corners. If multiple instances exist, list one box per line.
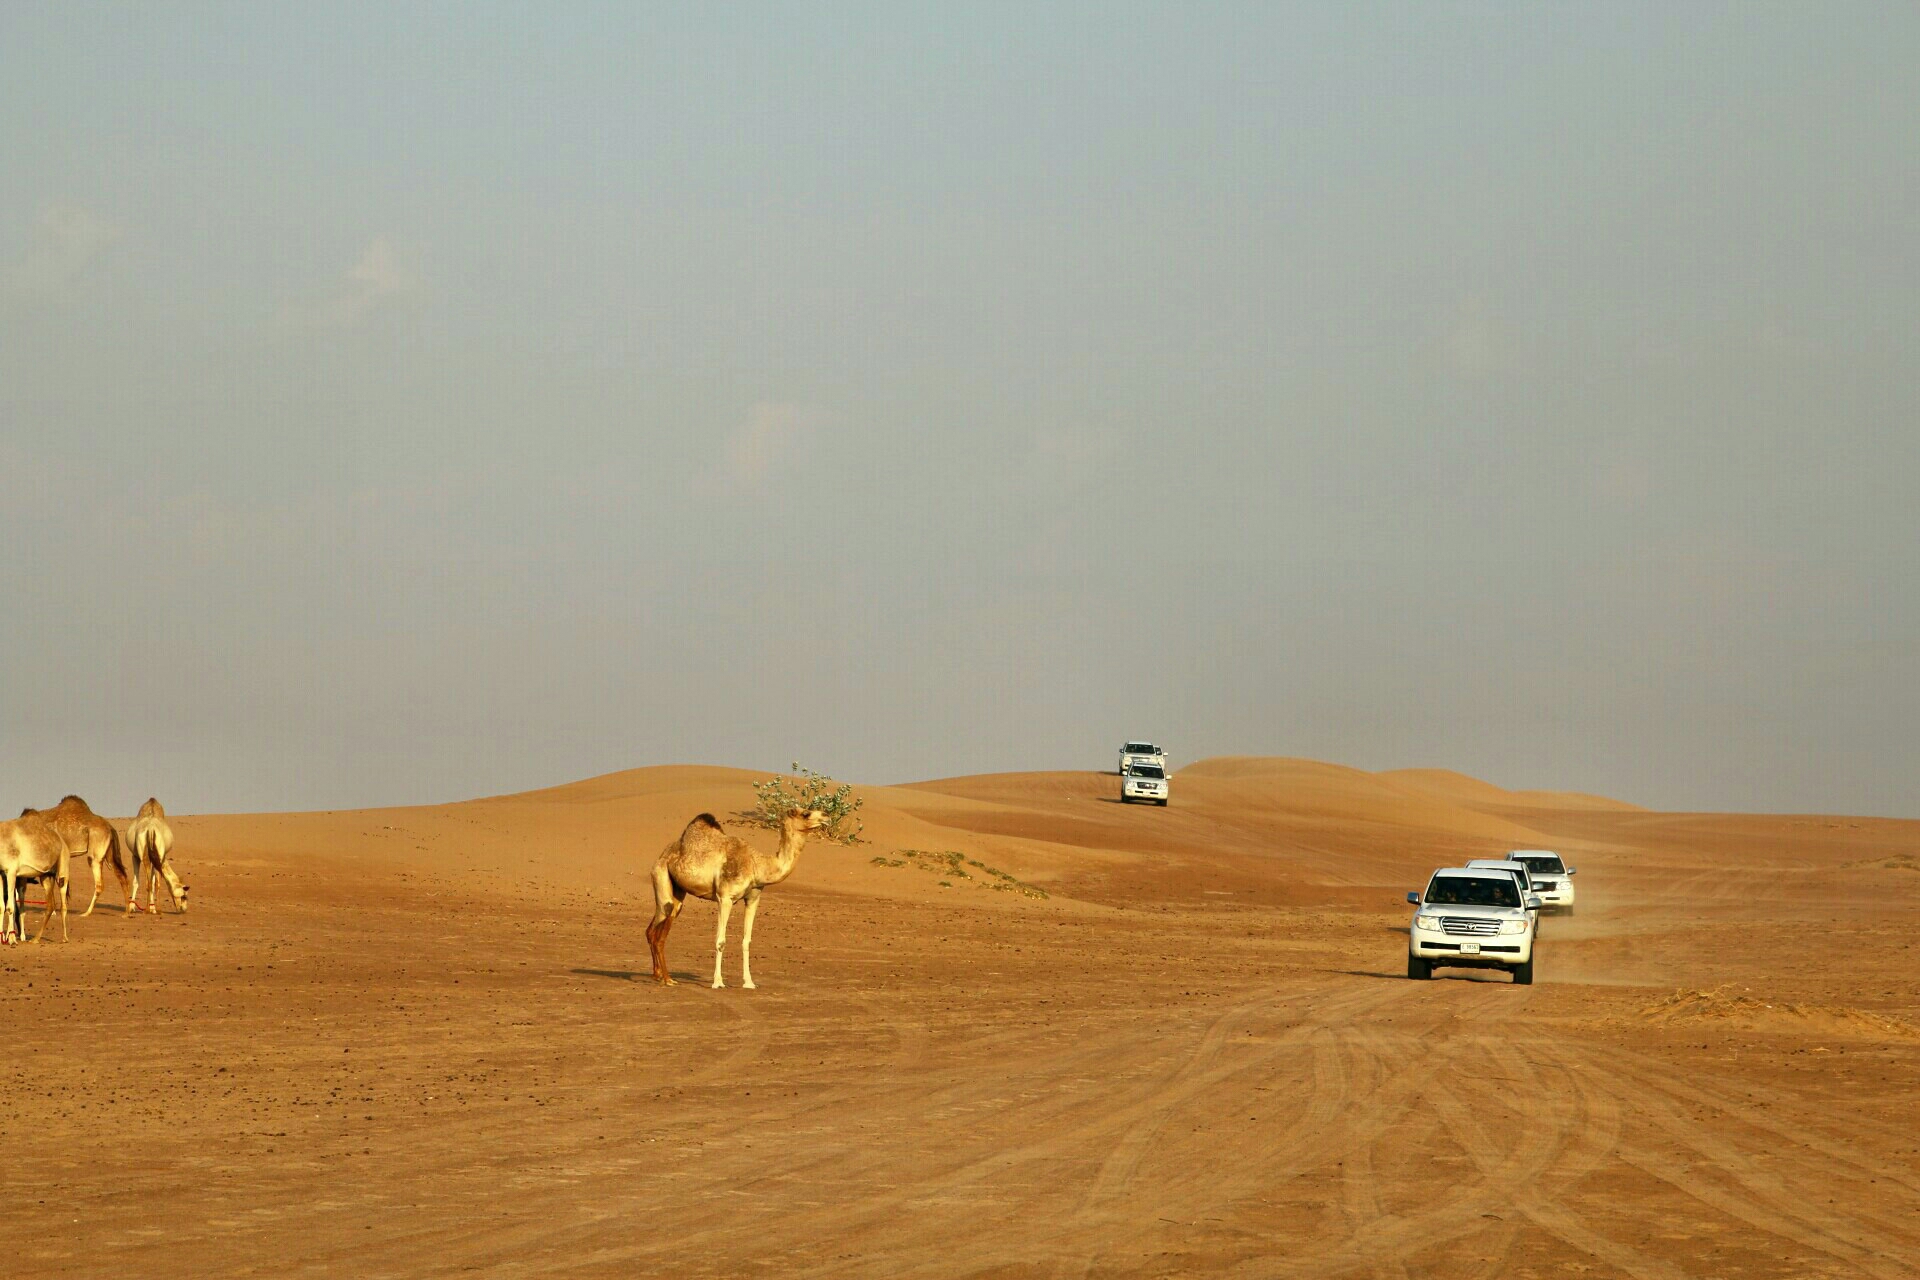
left=1534, top=880, right=1559, bottom=891
left=1440, top=916, right=1501, bottom=936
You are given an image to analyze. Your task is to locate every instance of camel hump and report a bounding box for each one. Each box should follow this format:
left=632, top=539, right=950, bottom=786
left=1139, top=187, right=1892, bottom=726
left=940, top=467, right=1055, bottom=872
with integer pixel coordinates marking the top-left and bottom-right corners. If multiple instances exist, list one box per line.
left=686, top=812, right=724, bottom=834
left=60, top=794, right=87, bottom=806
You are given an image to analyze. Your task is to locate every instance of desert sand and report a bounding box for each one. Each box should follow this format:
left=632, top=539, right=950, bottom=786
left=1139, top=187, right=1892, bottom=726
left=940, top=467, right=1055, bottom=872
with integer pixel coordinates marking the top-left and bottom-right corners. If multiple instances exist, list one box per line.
left=4, top=759, right=1917, bottom=1278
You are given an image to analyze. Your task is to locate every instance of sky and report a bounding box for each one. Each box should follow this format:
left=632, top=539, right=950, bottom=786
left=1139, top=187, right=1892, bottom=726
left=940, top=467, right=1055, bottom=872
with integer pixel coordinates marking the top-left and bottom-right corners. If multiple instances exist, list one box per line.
left=3, top=4, right=1917, bottom=817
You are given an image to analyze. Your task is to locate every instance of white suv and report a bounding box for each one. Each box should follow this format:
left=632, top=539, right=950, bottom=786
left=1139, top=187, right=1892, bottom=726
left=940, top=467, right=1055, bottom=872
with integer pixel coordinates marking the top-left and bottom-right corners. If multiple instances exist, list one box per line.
left=1506, top=850, right=1576, bottom=913
left=1119, top=741, right=1166, bottom=775
left=1406, top=868, right=1541, bottom=984
left=1121, top=762, right=1169, bottom=806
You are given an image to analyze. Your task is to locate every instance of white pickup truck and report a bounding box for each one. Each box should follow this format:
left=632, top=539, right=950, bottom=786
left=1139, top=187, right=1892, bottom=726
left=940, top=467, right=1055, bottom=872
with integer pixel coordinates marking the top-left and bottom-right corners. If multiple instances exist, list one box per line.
left=1406, top=867, right=1541, bottom=984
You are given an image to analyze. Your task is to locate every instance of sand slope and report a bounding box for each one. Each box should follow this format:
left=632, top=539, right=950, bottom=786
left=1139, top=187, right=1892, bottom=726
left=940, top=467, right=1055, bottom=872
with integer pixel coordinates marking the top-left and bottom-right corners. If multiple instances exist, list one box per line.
left=5, top=756, right=1917, bottom=1277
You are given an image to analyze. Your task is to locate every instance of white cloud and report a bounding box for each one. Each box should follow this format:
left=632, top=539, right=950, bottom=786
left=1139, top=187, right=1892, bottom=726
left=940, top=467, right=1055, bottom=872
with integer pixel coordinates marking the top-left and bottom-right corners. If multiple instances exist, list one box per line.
left=10, top=203, right=121, bottom=298
left=696, top=401, right=816, bottom=497
left=283, top=236, right=422, bottom=328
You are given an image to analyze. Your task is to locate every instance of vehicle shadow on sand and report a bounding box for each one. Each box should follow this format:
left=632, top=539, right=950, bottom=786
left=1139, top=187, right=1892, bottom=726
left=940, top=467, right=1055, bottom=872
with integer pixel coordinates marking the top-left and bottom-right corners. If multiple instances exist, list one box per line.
left=1332, top=968, right=1515, bottom=984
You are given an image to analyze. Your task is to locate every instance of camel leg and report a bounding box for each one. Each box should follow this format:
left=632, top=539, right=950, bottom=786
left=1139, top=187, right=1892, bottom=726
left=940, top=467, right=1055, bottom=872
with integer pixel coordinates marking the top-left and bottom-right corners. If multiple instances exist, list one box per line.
left=646, top=867, right=680, bottom=985
left=3, top=872, right=13, bottom=945
left=109, top=840, right=135, bottom=914
left=646, top=909, right=678, bottom=985
left=78, top=854, right=102, bottom=917
left=712, top=895, right=735, bottom=989
left=739, top=887, right=763, bottom=990
left=33, top=866, right=69, bottom=943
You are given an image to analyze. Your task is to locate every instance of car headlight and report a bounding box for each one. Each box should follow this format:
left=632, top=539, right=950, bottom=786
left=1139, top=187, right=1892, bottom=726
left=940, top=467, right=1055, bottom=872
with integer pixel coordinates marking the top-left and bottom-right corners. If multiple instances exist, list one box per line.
left=1498, top=918, right=1529, bottom=934
left=1414, top=914, right=1444, bottom=932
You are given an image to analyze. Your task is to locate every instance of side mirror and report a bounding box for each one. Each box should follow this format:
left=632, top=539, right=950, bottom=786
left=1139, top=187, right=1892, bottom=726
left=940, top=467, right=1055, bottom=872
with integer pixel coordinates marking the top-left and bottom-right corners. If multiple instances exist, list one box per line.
left=1406, top=892, right=1420, bottom=904
left=1525, top=895, right=1543, bottom=911
left=1567, top=868, right=1578, bottom=876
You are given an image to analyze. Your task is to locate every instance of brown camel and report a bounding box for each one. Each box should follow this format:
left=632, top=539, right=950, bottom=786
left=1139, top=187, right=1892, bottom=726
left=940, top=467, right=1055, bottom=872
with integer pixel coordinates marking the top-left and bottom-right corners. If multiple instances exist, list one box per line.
left=127, top=797, right=189, bottom=914
left=646, top=808, right=828, bottom=989
left=21, top=795, right=132, bottom=917
left=1, top=811, right=71, bottom=944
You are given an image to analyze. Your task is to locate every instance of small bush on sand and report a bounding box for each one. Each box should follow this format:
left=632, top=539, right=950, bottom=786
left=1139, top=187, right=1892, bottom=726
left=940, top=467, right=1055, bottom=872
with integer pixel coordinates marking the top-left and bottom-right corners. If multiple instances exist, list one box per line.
left=745, top=762, right=865, bottom=845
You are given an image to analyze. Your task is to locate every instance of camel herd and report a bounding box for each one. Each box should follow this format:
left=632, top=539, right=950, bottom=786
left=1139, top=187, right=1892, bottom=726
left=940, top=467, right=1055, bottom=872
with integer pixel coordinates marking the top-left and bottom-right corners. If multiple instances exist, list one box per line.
left=4, top=789, right=823, bottom=989
left=0, top=795, right=188, bottom=945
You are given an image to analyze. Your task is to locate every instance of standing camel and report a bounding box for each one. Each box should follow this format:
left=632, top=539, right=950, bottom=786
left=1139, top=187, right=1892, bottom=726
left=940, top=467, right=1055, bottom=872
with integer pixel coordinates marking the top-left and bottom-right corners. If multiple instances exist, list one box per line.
left=1, top=811, right=71, bottom=944
left=127, top=797, right=189, bottom=914
left=646, top=808, right=827, bottom=988
left=20, top=795, right=132, bottom=916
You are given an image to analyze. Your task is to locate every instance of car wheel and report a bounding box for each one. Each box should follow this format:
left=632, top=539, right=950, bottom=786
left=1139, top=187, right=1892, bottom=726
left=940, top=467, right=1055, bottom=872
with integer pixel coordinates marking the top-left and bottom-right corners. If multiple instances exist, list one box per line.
left=1564, top=905, right=1575, bottom=916
left=1407, top=954, right=1431, bottom=981
left=1513, top=958, right=1534, bottom=985
left=1156, top=798, right=1167, bottom=807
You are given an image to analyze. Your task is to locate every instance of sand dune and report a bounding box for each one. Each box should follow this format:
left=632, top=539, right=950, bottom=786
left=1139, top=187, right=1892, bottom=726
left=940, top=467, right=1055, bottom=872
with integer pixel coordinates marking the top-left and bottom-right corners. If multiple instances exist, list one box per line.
left=6, top=755, right=1918, bottom=1277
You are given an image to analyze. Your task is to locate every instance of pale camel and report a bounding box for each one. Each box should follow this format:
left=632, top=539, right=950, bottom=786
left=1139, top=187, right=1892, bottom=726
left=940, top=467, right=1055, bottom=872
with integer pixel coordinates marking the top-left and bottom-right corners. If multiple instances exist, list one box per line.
left=20, top=795, right=132, bottom=917
left=1, top=811, right=71, bottom=944
left=127, top=797, right=189, bottom=914
left=646, top=808, right=828, bottom=989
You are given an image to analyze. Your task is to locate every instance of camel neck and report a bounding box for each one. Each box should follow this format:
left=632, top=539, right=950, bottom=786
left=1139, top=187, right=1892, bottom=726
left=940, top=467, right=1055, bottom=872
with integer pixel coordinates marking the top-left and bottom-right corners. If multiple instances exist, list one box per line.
left=768, top=827, right=812, bottom=878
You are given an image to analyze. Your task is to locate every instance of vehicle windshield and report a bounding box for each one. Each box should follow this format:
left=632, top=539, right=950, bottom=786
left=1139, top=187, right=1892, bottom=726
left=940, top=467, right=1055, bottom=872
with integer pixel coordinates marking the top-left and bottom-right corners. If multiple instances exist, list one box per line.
left=1515, top=854, right=1565, bottom=875
left=1127, top=765, right=1164, bottom=779
left=1423, top=876, right=1522, bottom=909
left=1123, top=743, right=1159, bottom=754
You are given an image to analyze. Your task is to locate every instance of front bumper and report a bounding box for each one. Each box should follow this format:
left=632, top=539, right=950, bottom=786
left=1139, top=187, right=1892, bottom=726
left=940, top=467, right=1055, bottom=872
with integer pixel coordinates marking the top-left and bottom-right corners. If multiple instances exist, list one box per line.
left=1410, top=924, right=1533, bottom=967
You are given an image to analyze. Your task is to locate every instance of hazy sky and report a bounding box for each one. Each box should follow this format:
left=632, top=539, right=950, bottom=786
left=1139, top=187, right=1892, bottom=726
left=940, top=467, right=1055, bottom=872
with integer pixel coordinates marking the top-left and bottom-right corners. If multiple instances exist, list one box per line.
left=4, top=5, right=1917, bottom=817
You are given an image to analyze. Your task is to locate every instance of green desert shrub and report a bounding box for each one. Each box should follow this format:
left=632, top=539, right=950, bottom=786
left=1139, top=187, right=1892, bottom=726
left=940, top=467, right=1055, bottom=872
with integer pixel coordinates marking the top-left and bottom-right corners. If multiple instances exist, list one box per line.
left=746, top=762, right=865, bottom=845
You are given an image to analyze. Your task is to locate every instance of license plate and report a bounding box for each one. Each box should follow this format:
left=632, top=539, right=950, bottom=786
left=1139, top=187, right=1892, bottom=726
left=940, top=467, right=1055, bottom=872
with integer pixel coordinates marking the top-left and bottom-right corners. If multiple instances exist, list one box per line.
left=1461, top=942, right=1481, bottom=955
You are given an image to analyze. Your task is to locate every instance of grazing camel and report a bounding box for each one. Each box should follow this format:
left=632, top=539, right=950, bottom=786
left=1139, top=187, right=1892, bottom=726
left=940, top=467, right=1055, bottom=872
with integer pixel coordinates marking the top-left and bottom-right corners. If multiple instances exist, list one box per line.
left=127, top=797, right=189, bottom=914
left=646, top=808, right=828, bottom=989
left=1, top=811, right=71, bottom=944
left=20, top=795, right=132, bottom=916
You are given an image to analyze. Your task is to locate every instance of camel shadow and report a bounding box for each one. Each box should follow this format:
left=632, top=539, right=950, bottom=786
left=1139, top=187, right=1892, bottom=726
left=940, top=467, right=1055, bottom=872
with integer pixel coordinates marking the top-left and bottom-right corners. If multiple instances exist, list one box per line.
left=572, top=967, right=709, bottom=985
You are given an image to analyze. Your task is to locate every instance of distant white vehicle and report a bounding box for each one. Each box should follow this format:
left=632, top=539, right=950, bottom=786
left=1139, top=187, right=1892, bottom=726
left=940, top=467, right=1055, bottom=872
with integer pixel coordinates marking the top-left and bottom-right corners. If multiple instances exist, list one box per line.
left=1118, top=741, right=1166, bottom=774
left=1406, top=867, right=1541, bottom=984
left=1506, top=849, right=1577, bottom=913
left=1121, top=762, right=1169, bottom=806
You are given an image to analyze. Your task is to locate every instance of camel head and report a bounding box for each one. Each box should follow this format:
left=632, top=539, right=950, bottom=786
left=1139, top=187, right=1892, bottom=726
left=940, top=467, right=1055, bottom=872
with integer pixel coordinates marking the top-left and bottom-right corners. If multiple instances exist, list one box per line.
left=782, top=808, right=830, bottom=836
